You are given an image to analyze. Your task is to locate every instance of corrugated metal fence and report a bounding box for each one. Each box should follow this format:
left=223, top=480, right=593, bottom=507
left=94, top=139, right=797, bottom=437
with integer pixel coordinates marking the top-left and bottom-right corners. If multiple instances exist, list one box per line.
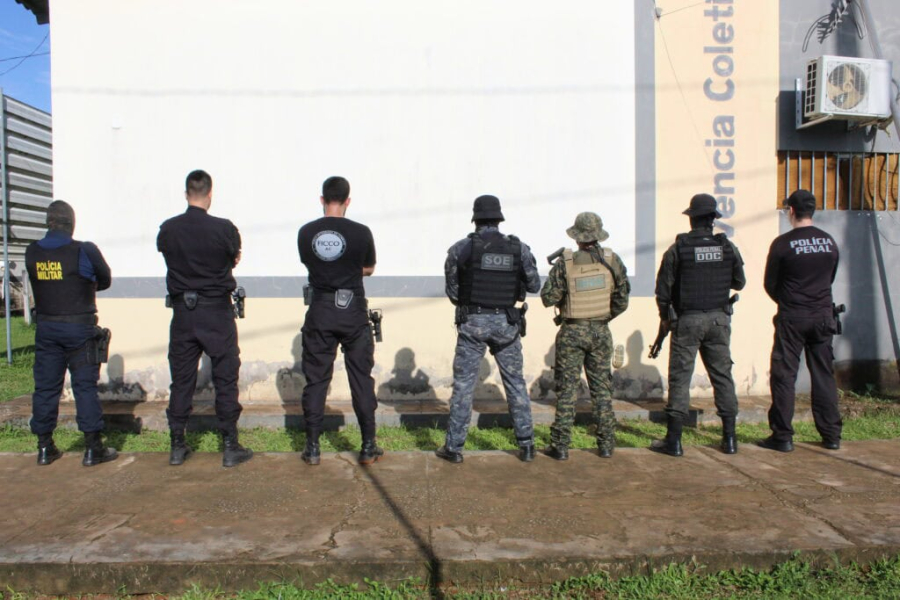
left=1, top=90, right=53, bottom=266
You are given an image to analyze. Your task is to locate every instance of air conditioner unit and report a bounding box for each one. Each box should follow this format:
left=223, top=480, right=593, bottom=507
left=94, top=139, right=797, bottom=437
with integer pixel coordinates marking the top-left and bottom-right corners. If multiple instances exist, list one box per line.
left=804, top=55, right=892, bottom=121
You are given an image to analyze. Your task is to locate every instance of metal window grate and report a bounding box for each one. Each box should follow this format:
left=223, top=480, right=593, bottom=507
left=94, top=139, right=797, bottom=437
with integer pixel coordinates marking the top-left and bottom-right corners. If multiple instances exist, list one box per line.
left=805, top=61, right=818, bottom=116
left=778, top=151, right=899, bottom=211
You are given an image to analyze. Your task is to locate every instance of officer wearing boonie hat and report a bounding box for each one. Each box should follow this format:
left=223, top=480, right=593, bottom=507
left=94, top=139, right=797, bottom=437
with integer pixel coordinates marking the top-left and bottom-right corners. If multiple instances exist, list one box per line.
left=541, top=212, right=631, bottom=460
left=758, top=189, right=842, bottom=453
left=649, top=193, right=746, bottom=457
left=436, top=195, right=541, bottom=464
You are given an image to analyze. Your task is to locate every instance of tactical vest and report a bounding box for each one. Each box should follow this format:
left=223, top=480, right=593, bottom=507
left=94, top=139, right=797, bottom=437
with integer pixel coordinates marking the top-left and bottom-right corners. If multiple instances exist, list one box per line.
left=675, top=232, right=734, bottom=312
left=559, top=248, right=614, bottom=319
left=25, top=241, right=97, bottom=316
left=458, top=232, right=522, bottom=308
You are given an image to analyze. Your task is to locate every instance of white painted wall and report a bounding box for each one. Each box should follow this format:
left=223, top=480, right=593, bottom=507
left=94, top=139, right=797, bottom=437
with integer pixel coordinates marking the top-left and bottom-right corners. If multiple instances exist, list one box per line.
left=50, top=0, right=637, bottom=279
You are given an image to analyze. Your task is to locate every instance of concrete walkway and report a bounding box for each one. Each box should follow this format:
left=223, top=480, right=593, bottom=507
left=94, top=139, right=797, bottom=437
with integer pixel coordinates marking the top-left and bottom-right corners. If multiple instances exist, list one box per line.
left=1, top=440, right=898, bottom=594
left=0, top=394, right=808, bottom=431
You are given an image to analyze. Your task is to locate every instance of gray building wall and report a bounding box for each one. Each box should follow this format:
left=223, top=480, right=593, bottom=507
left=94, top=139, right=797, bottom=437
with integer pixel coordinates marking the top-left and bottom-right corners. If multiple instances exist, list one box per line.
left=779, top=0, right=900, bottom=153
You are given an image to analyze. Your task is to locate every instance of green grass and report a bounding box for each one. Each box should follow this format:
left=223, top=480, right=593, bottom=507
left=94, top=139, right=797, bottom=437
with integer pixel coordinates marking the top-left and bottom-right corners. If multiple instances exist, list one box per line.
left=0, top=413, right=898, bottom=454
left=4, top=553, right=899, bottom=598
left=0, top=317, right=36, bottom=403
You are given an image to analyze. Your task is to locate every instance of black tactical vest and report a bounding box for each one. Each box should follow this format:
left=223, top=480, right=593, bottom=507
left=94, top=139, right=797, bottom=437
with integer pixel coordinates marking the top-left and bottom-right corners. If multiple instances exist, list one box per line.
left=25, top=241, right=97, bottom=316
left=675, top=232, right=734, bottom=312
left=458, top=231, right=522, bottom=308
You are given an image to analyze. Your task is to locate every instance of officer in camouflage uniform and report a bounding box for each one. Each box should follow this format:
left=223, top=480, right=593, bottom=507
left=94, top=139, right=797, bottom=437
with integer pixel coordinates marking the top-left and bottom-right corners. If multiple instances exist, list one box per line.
left=541, top=213, right=630, bottom=460
left=436, top=195, right=541, bottom=464
left=650, top=193, right=746, bottom=457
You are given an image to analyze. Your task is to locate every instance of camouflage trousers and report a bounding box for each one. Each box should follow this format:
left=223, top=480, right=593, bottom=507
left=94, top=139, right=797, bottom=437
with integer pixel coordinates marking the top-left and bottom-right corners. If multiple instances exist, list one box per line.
left=445, top=312, right=534, bottom=452
left=552, top=320, right=615, bottom=450
left=666, top=311, right=738, bottom=421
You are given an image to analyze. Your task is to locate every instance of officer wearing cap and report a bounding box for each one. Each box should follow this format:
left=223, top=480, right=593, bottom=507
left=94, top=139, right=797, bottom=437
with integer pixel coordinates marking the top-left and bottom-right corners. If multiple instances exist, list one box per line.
left=541, top=212, right=630, bottom=460
left=759, top=189, right=841, bottom=452
left=25, top=200, right=118, bottom=467
left=157, top=170, right=253, bottom=468
left=436, top=195, right=541, bottom=463
left=650, top=193, right=746, bottom=457
left=297, top=176, right=382, bottom=466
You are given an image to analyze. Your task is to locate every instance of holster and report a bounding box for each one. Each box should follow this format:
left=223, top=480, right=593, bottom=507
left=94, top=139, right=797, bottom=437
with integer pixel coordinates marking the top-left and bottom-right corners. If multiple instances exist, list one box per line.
left=505, top=302, right=528, bottom=338
left=455, top=305, right=468, bottom=326
left=303, top=285, right=312, bottom=306
left=94, top=326, right=112, bottom=364
left=183, top=291, right=199, bottom=310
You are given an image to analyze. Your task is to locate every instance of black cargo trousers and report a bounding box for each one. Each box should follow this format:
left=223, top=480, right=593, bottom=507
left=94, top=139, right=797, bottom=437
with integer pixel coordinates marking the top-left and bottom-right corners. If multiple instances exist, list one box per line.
left=768, top=314, right=842, bottom=443
left=166, top=300, right=242, bottom=432
left=300, top=300, right=377, bottom=440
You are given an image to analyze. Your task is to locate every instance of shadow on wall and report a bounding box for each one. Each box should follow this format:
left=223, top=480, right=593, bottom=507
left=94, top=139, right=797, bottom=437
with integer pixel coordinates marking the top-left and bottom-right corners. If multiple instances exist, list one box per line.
left=377, top=348, right=436, bottom=401
left=98, top=353, right=147, bottom=401
left=475, top=357, right=504, bottom=400
left=613, top=330, right=664, bottom=399
left=276, top=330, right=307, bottom=402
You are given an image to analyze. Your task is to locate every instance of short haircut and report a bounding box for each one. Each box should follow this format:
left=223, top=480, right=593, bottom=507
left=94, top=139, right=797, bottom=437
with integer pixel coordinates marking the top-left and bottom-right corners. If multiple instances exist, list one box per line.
left=46, top=200, right=75, bottom=233
left=322, top=176, right=350, bottom=204
left=689, top=214, right=716, bottom=230
left=185, top=170, right=213, bottom=197
left=793, top=205, right=815, bottom=220
left=474, top=219, right=501, bottom=228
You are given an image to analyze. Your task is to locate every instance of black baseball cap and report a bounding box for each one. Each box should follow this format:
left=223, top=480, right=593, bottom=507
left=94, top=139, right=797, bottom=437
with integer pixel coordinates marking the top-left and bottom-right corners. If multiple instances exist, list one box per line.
left=784, top=189, right=817, bottom=212
left=471, top=195, right=505, bottom=222
left=682, top=193, right=722, bottom=218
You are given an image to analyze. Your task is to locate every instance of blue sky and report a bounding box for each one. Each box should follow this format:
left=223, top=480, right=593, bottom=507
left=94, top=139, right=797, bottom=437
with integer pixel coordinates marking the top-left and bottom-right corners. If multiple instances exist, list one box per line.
left=0, top=1, right=51, bottom=112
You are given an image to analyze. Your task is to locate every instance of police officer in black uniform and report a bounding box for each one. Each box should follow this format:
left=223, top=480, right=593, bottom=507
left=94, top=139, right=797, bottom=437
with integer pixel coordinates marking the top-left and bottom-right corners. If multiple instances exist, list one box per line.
left=157, top=170, right=252, bottom=468
left=25, top=200, right=118, bottom=467
left=650, top=193, right=746, bottom=457
left=759, top=189, right=841, bottom=452
left=297, top=176, right=381, bottom=466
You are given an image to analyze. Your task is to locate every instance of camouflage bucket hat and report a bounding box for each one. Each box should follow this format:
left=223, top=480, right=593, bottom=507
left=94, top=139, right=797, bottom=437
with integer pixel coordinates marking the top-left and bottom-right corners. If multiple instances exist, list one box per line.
left=566, top=212, right=609, bottom=243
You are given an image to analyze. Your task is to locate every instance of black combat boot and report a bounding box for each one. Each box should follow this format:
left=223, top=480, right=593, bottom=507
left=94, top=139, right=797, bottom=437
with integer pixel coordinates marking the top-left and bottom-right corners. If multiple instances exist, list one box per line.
left=720, top=416, right=737, bottom=454
left=519, top=444, right=535, bottom=462
left=222, top=428, right=254, bottom=468
left=37, top=433, right=62, bottom=466
left=82, top=431, right=119, bottom=467
left=302, top=429, right=321, bottom=466
left=649, top=416, right=684, bottom=457
left=358, top=438, right=384, bottom=465
left=169, top=429, right=194, bottom=466
left=545, top=445, right=569, bottom=461
left=435, top=445, right=463, bottom=464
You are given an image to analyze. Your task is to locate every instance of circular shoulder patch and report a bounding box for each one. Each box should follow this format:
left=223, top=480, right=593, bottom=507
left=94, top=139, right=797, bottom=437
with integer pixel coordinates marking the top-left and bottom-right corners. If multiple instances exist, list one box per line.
left=312, top=230, right=347, bottom=261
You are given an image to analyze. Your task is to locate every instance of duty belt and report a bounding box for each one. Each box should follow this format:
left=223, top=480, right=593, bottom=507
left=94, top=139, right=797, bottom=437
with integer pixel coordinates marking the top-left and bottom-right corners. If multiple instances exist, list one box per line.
left=312, top=292, right=368, bottom=307
left=35, top=313, right=98, bottom=325
left=563, top=317, right=609, bottom=325
left=169, top=293, right=231, bottom=307
left=465, top=305, right=511, bottom=315
left=679, top=307, right=726, bottom=316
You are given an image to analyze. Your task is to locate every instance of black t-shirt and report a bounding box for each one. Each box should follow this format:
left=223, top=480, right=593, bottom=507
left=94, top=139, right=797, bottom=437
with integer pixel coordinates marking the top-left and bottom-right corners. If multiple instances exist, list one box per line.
left=298, top=216, right=376, bottom=295
left=764, top=225, right=839, bottom=317
left=157, top=206, right=241, bottom=296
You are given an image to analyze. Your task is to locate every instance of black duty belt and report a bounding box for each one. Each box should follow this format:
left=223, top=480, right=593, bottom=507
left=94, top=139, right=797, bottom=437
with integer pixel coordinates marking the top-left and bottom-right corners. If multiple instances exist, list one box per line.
left=465, top=305, right=512, bottom=315
left=170, top=293, right=231, bottom=306
left=312, top=292, right=367, bottom=307
left=35, top=313, right=98, bottom=325
left=679, top=308, right=726, bottom=316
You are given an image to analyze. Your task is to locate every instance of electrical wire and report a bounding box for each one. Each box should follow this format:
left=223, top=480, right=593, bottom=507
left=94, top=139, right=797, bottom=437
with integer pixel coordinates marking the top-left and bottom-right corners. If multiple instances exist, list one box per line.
left=0, top=33, right=49, bottom=78
left=0, top=51, right=49, bottom=64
